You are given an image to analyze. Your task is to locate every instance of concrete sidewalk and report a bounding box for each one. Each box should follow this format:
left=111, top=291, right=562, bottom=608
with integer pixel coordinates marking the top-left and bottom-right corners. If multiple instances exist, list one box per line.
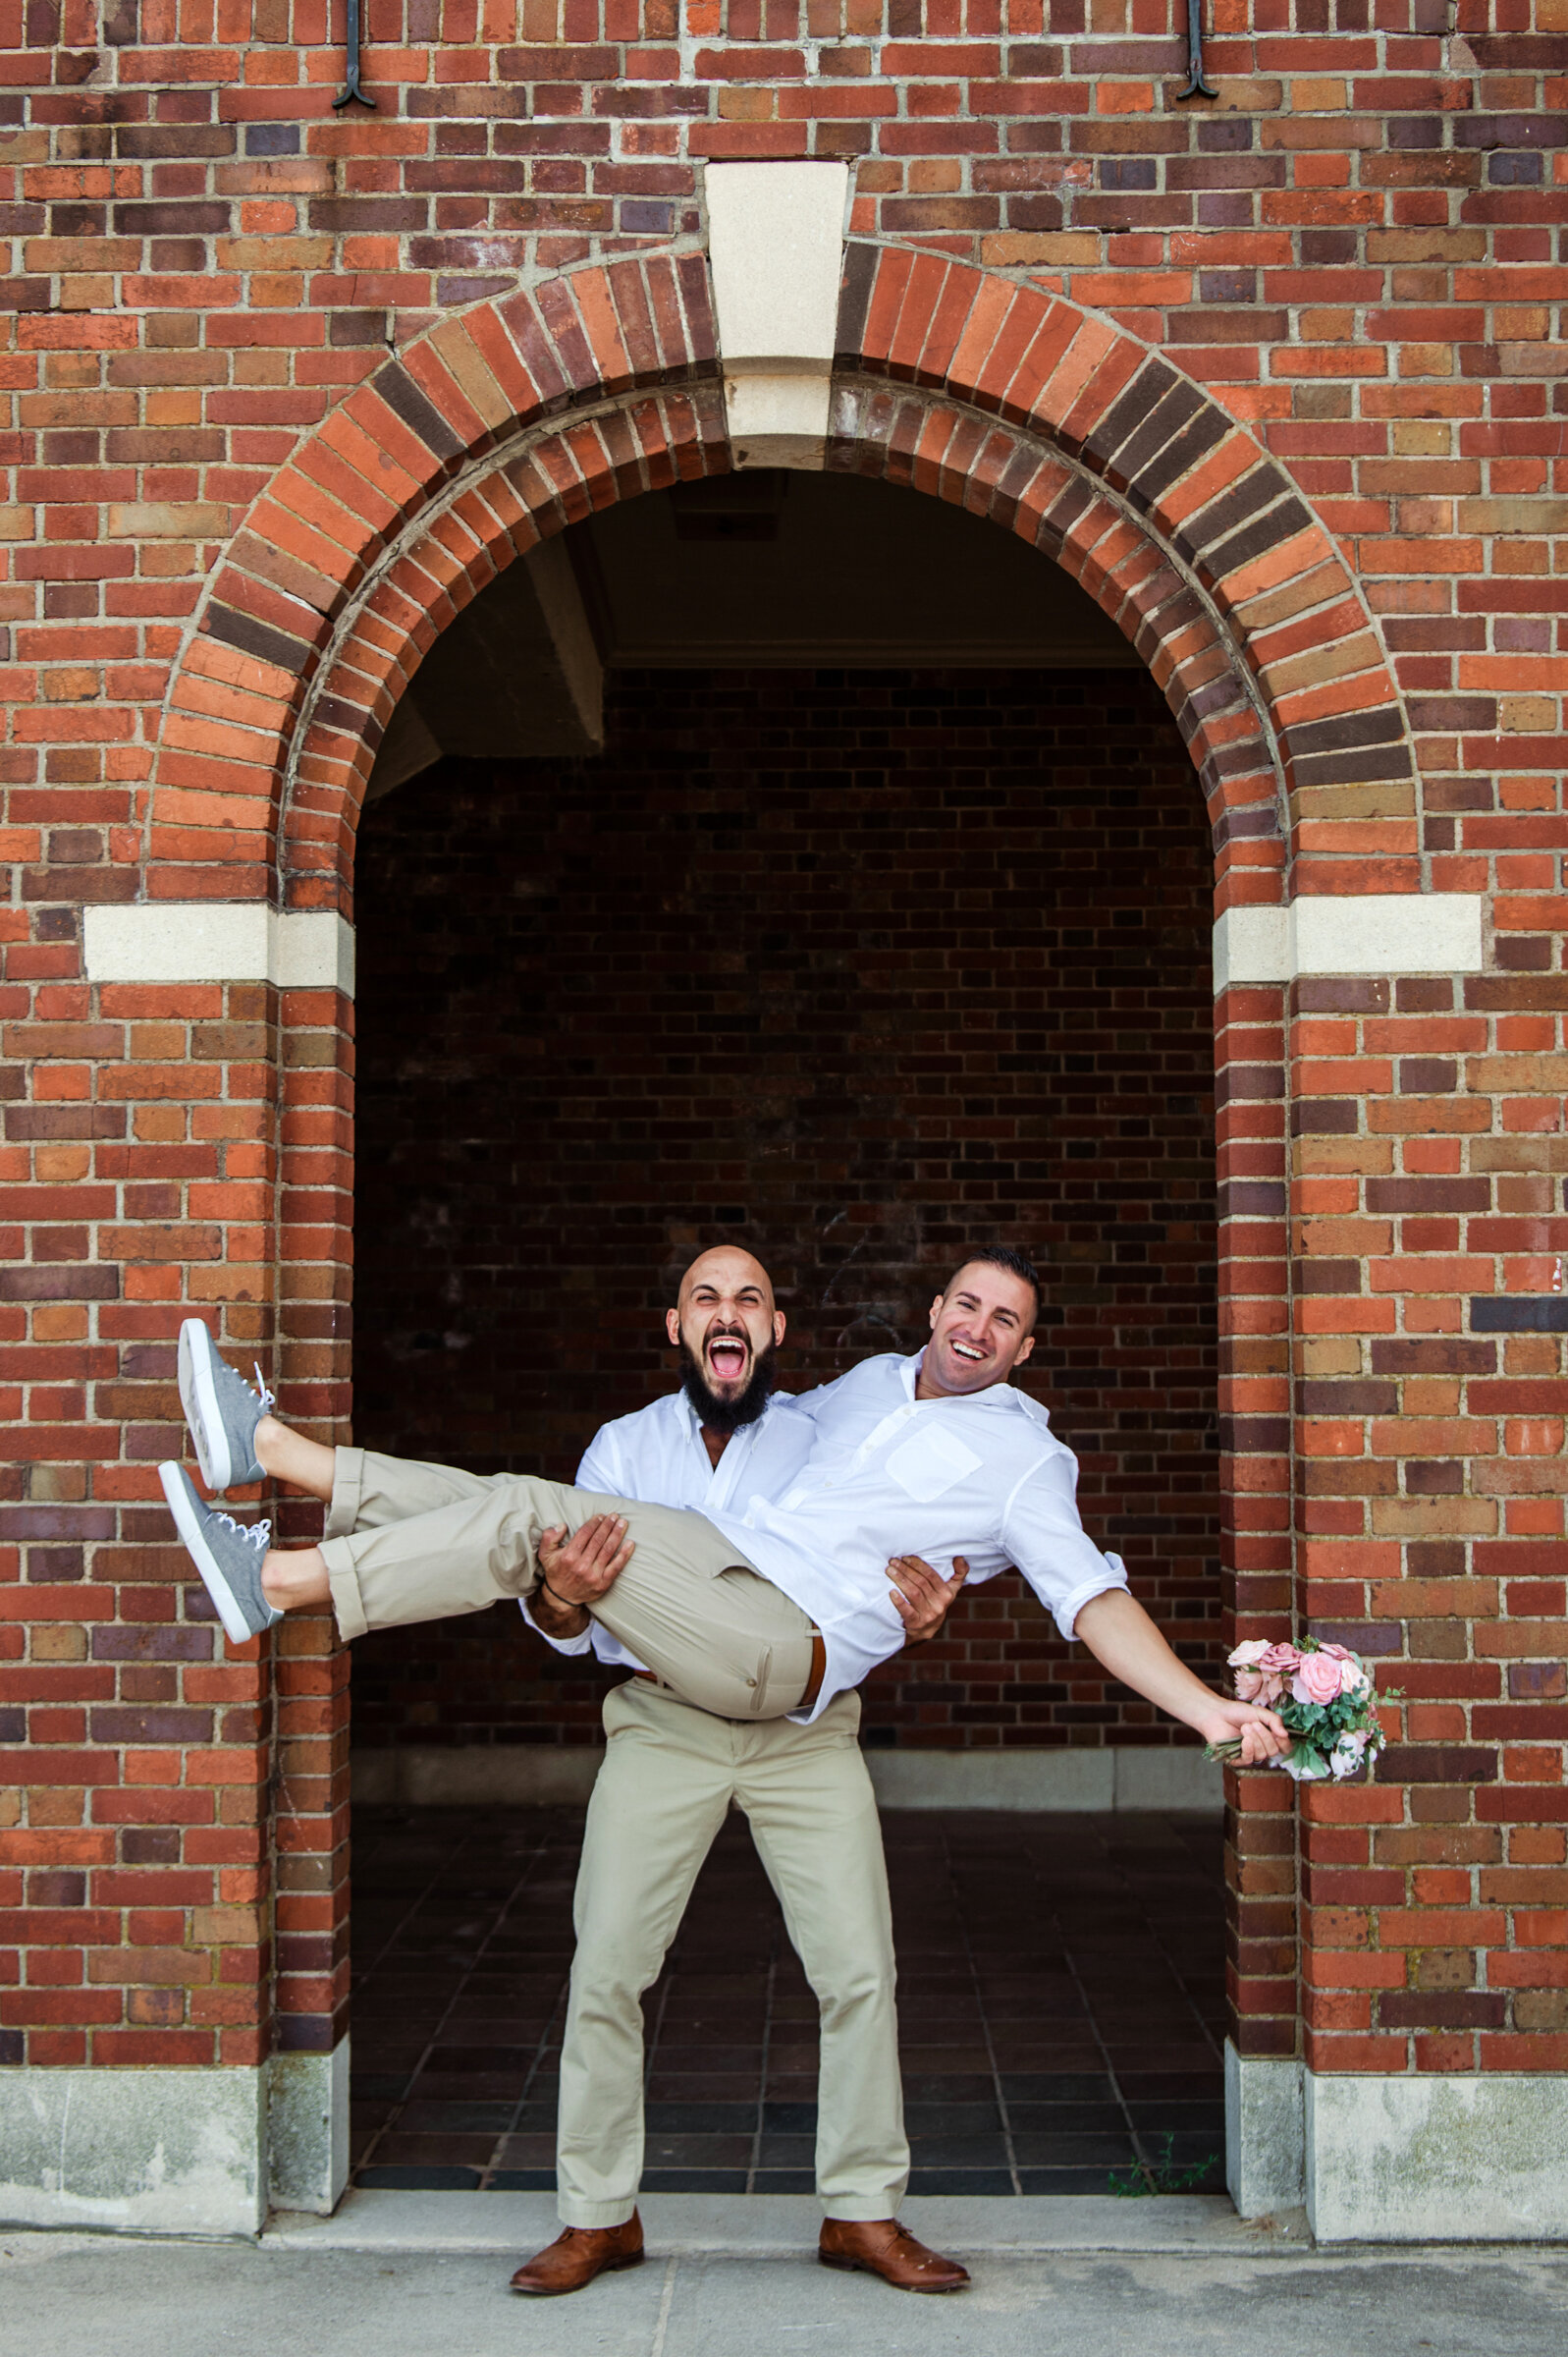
left=3, top=2200, right=1566, bottom=2357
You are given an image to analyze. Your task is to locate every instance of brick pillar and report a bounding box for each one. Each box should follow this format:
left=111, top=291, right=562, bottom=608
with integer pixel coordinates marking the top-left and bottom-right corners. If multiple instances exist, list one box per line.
left=0, top=971, right=282, bottom=2233
left=269, top=969, right=354, bottom=2210
left=1217, top=970, right=1302, bottom=2212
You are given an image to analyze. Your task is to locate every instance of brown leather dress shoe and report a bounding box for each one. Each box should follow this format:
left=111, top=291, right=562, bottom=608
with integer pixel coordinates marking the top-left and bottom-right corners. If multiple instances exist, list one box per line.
left=818, top=2217, right=970, bottom=2292
left=509, top=2214, right=645, bottom=2296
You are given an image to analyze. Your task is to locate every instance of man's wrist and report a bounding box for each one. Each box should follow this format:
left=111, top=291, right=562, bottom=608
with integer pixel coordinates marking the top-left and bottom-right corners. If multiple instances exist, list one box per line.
left=533, top=1578, right=590, bottom=1634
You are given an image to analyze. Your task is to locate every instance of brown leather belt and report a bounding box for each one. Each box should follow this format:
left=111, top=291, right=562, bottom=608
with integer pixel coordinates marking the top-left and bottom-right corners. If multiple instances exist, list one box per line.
left=633, top=1628, right=826, bottom=1716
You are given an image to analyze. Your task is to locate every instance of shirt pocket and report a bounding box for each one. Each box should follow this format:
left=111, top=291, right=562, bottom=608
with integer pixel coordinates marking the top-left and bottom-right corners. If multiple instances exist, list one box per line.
left=884, top=1424, right=984, bottom=1503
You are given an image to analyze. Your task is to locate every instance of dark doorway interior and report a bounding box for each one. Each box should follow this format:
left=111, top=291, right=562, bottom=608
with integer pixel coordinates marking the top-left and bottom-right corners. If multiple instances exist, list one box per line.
left=345, top=480, right=1229, bottom=2206
left=350, top=663, right=1221, bottom=1762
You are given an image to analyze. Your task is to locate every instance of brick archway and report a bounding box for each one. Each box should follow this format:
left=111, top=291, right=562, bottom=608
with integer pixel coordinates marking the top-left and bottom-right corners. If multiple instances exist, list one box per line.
left=151, top=247, right=1401, bottom=2107
left=154, top=247, right=1411, bottom=924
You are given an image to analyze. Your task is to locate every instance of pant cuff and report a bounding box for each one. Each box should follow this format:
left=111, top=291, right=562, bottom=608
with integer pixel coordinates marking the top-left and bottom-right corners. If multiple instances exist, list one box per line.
left=819, top=2194, right=908, bottom=2222
left=558, top=2195, right=639, bottom=2228
left=323, top=1445, right=365, bottom=1543
left=319, top=1533, right=368, bottom=1642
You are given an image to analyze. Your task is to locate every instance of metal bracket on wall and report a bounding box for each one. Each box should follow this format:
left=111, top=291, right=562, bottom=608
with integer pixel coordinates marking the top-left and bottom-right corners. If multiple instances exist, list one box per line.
left=1177, top=0, right=1218, bottom=100
left=334, top=0, right=376, bottom=110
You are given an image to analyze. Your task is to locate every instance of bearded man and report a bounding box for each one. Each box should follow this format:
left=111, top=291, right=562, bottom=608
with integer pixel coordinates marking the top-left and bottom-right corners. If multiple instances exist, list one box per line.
left=169, top=1245, right=972, bottom=2293
left=505, top=1246, right=966, bottom=2292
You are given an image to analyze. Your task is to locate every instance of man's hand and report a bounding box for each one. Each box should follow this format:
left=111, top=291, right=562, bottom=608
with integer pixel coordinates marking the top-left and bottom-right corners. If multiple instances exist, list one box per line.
left=1194, top=1696, right=1291, bottom=1768
left=1073, top=1590, right=1292, bottom=1766
left=888, top=1554, right=969, bottom=1646
left=534, top=1513, right=634, bottom=1631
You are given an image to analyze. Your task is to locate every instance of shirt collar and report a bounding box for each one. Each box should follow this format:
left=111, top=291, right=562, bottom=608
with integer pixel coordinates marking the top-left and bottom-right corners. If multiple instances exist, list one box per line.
left=905, top=1348, right=1052, bottom=1428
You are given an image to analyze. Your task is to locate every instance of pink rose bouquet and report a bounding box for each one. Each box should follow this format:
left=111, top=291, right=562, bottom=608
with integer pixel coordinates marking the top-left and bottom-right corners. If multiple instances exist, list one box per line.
left=1208, top=1636, right=1390, bottom=1783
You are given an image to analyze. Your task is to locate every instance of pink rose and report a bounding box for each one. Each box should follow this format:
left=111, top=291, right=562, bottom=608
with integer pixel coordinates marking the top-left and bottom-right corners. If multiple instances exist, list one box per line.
left=1260, top=1642, right=1301, bottom=1676
left=1317, top=1642, right=1371, bottom=1696
left=1228, top=1641, right=1271, bottom=1671
left=1291, top=1652, right=1343, bottom=1707
left=1234, top=1668, right=1266, bottom=1702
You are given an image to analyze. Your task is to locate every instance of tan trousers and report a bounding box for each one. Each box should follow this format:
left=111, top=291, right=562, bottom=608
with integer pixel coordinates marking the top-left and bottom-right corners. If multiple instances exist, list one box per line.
left=561, top=1677, right=908, bottom=2225
left=319, top=1447, right=818, bottom=1721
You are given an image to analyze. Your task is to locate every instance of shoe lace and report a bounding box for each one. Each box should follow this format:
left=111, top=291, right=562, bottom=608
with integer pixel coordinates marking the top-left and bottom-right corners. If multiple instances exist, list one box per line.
left=250, top=1362, right=276, bottom=1415
left=212, top=1509, right=272, bottom=1554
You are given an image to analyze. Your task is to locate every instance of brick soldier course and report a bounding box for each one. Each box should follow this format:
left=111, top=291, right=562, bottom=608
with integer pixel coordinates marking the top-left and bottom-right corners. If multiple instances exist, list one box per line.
left=2, top=3, right=1567, bottom=2243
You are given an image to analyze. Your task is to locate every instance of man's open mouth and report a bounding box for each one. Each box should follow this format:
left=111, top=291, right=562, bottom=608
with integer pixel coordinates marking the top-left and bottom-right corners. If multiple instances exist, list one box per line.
left=950, top=1341, right=987, bottom=1363
left=707, top=1335, right=749, bottom=1383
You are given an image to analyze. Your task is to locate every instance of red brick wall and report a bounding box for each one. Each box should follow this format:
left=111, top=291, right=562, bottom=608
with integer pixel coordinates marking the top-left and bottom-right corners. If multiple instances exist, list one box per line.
left=4, top=2, right=1568, bottom=2088
left=349, top=662, right=1223, bottom=1754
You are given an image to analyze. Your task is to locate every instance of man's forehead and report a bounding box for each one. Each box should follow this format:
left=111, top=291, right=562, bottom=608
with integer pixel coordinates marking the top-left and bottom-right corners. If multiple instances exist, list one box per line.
left=679, top=1249, right=774, bottom=1301
left=942, top=1262, right=1033, bottom=1313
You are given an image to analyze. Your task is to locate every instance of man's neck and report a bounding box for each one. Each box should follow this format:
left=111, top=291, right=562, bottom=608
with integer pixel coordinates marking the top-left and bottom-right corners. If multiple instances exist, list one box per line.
left=699, top=1425, right=729, bottom=1471
left=914, top=1361, right=1008, bottom=1405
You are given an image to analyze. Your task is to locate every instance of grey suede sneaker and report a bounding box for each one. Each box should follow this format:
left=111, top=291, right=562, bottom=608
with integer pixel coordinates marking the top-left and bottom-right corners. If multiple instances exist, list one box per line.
left=178, top=1318, right=273, bottom=1495
left=160, top=1460, right=281, bottom=1645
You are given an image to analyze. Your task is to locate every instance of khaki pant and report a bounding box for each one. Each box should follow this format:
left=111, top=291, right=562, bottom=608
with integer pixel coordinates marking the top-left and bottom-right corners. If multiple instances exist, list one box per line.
left=319, top=1447, right=818, bottom=1721
left=561, top=1677, right=908, bottom=2225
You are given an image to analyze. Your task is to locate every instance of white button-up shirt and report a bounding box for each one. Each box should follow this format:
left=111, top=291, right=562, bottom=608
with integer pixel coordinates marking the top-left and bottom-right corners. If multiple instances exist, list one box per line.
left=527, top=1353, right=1125, bottom=1721
left=704, top=1350, right=1126, bottom=1721
left=522, top=1387, right=818, bottom=1670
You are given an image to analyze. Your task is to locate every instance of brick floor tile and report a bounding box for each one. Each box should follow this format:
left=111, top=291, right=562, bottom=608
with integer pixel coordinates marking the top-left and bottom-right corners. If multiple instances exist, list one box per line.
left=349, top=1804, right=1223, bottom=2196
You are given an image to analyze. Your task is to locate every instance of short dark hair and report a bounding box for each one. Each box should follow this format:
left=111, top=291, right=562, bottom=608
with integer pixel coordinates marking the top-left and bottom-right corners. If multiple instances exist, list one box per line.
left=944, top=1246, right=1043, bottom=1326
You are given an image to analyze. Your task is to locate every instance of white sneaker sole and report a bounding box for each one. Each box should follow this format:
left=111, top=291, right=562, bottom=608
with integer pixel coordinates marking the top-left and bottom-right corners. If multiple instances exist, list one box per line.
left=179, top=1319, right=234, bottom=1493
left=159, top=1460, right=259, bottom=1645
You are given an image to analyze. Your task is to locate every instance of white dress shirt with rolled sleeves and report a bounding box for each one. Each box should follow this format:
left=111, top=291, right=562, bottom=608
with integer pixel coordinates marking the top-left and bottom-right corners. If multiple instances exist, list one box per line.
left=521, top=1387, right=819, bottom=1672
left=703, top=1350, right=1128, bottom=1722
left=526, top=1352, right=1126, bottom=1723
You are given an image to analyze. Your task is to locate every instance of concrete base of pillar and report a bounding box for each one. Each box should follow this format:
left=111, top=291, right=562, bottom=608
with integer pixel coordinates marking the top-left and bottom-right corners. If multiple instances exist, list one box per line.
left=0, top=2039, right=350, bottom=2236
left=351, top=1743, right=1224, bottom=1813
left=0, top=2063, right=267, bottom=2236
left=1305, top=2069, right=1568, bottom=2242
left=269, top=2038, right=351, bottom=2218
left=1224, top=2045, right=1304, bottom=2219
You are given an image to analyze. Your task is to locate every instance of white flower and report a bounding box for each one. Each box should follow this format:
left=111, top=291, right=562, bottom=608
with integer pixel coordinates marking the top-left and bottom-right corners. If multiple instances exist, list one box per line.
left=1329, top=1732, right=1369, bottom=1781
left=1228, top=1640, right=1271, bottom=1669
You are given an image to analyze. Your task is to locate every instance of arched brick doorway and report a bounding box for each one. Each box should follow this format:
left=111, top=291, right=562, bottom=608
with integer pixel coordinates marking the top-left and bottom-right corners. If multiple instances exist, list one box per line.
left=146, top=245, right=1413, bottom=2214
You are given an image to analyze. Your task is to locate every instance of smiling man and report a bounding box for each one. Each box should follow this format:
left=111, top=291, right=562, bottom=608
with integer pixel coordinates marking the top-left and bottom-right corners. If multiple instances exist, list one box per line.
left=163, top=1246, right=1284, bottom=1768
left=161, top=1244, right=1282, bottom=1772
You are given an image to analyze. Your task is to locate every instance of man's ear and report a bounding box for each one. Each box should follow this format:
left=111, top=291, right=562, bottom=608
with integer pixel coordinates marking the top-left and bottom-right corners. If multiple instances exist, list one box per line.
left=928, top=1292, right=945, bottom=1332
left=773, top=1311, right=786, bottom=1347
left=666, top=1307, right=681, bottom=1347
left=1014, top=1332, right=1036, bottom=1368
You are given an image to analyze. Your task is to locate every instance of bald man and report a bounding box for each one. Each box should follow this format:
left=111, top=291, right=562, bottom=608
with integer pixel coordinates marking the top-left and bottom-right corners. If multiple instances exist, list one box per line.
left=168, top=1250, right=972, bottom=2294
left=508, top=1247, right=968, bottom=2293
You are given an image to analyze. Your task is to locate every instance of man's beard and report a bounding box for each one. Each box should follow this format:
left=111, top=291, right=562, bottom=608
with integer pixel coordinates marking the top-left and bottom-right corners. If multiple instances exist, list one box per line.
left=679, top=1338, right=779, bottom=1437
